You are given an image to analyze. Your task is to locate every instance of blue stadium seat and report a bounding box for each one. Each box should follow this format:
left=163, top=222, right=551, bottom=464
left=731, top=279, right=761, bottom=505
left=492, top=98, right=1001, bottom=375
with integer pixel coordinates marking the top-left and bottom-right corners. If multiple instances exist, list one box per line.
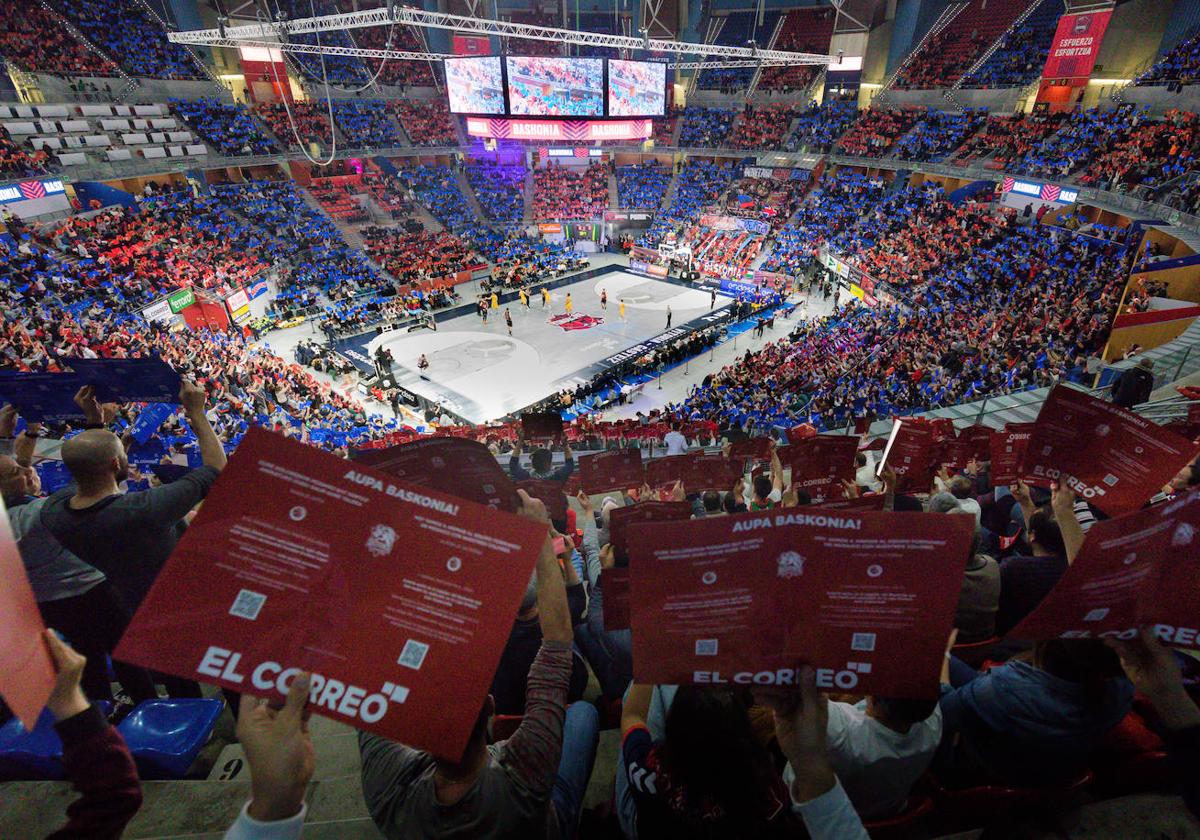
left=117, top=698, right=224, bottom=778
left=0, top=709, right=67, bottom=780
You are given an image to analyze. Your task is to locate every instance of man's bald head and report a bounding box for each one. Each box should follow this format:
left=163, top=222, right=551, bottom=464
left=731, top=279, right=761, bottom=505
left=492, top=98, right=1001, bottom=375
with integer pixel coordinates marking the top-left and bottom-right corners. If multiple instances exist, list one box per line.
left=61, top=429, right=127, bottom=489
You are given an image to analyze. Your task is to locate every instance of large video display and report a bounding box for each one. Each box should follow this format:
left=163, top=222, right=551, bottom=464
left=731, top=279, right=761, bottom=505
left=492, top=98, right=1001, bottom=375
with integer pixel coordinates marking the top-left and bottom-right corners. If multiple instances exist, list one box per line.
left=506, top=56, right=604, bottom=117
left=607, top=59, right=666, bottom=117
left=444, top=56, right=505, bottom=115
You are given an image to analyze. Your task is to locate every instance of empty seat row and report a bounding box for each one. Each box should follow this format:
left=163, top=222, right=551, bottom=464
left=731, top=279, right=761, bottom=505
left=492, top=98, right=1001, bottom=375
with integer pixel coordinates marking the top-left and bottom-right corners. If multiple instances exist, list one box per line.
left=103, top=144, right=206, bottom=162
left=99, top=117, right=178, bottom=131
left=1, top=102, right=169, bottom=120
left=120, top=130, right=194, bottom=145
left=29, top=133, right=111, bottom=149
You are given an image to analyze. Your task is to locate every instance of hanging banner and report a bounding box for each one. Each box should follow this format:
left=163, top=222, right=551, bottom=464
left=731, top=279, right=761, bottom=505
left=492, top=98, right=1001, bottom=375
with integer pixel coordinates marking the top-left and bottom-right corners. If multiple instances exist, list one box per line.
left=1042, top=9, right=1114, bottom=82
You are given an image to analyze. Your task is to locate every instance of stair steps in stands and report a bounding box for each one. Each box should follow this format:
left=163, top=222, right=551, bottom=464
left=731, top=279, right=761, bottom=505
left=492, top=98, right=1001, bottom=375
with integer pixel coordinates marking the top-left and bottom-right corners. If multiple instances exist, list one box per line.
left=455, top=169, right=487, bottom=221
left=522, top=169, right=535, bottom=223
left=608, top=169, right=619, bottom=209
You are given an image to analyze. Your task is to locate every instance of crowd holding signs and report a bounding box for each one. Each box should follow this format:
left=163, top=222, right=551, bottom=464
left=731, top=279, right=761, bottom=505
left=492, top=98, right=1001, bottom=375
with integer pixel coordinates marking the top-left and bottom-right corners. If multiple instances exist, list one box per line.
left=1, top=376, right=1199, bottom=837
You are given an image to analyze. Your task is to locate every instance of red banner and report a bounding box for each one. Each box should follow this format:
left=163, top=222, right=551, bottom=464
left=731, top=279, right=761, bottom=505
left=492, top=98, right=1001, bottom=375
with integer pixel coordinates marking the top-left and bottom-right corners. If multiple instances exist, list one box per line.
left=644, top=453, right=699, bottom=488
left=579, top=450, right=645, bottom=493
left=608, top=500, right=692, bottom=565
left=452, top=35, right=491, bottom=55
left=1019, top=386, right=1200, bottom=515
left=729, top=437, right=774, bottom=461
left=816, top=493, right=888, bottom=511
left=627, top=509, right=973, bottom=697
left=514, top=480, right=568, bottom=526
left=990, top=423, right=1036, bottom=486
left=778, top=435, right=859, bottom=504
left=681, top=454, right=746, bottom=491
left=114, top=428, right=547, bottom=761
left=0, top=502, right=56, bottom=729
left=1008, top=490, right=1200, bottom=645
left=1042, top=10, right=1113, bottom=82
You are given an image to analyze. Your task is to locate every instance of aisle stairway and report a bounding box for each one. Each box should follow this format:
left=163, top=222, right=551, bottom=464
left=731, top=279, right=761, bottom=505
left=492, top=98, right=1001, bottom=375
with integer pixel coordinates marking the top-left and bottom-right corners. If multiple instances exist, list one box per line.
left=522, top=169, right=535, bottom=223
left=455, top=168, right=487, bottom=221
left=608, top=169, right=619, bottom=209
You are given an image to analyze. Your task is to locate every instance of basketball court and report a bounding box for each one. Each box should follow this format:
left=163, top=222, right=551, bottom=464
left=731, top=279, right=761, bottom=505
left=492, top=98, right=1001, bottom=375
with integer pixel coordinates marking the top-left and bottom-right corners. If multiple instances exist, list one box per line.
left=340, top=269, right=730, bottom=423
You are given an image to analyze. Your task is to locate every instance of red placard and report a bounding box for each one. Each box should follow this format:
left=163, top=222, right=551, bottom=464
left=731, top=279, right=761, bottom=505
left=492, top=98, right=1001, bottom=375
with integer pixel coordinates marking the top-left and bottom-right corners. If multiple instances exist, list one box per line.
left=601, top=566, right=631, bottom=631
left=1019, top=386, right=1200, bottom=515
left=779, top=435, right=859, bottom=503
left=627, top=509, right=973, bottom=697
left=520, top=411, right=564, bottom=440
left=1042, top=10, right=1113, bottom=83
left=680, top=454, right=746, bottom=491
left=115, top=428, right=547, bottom=761
left=990, top=423, right=1036, bottom=486
left=815, top=493, right=888, bottom=511
left=0, top=500, right=56, bottom=730
left=729, top=437, right=774, bottom=461
left=578, top=449, right=645, bottom=492
left=1008, top=490, right=1200, bottom=645
left=354, top=437, right=519, bottom=512
left=962, top=425, right=993, bottom=462
left=877, top=419, right=935, bottom=493
left=645, top=453, right=698, bottom=488
left=785, top=424, right=818, bottom=446
left=515, top=480, right=569, bottom=525
left=608, top=500, right=692, bottom=565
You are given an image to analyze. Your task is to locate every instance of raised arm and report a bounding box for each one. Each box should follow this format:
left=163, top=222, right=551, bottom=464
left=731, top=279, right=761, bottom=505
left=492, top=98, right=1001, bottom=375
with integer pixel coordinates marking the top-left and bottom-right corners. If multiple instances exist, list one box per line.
left=180, top=381, right=227, bottom=471
left=1051, top=483, right=1084, bottom=565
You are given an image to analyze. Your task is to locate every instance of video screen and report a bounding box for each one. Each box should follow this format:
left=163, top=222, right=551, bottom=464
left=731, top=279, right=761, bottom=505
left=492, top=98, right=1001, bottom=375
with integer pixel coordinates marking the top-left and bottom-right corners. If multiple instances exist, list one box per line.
left=444, top=56, right=505, bottom=115
left=506, top=56, right=604, bottom=117
left=607, top=59, right=666, bottom=116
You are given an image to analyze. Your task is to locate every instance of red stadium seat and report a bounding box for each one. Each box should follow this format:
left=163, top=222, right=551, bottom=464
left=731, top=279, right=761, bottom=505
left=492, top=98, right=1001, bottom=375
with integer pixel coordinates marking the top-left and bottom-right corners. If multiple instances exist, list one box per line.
left=863, top=795, right=934, bottom=838
left=490, top=714, right=523, bottom=742
left=925, top=769, right=1093, bottom=824
left=950, top=636, right=1001, bottom=668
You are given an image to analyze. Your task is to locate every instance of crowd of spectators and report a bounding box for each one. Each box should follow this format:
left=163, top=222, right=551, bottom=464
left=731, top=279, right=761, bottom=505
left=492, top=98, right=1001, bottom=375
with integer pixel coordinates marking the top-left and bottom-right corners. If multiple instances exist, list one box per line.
left=480, top=230, right=590, bottom=289
left=640, top=159, right=735, bottom=246
left=835, top=107, right=921, bottom=158
left=786, top=98, right=860, bottom=153
left=0, top=0, right=118, bottom=77
left=1136, top=30, right=1200, bottom=87
left=308, top=179, right=370, bottom=222
left=615, top=161, right=672, bottom=209
left=960, top=0, right=1063, bottom=89
left=55, top=0, right=204, bottom=79
left=730, top=103, right=798, bottom=150
left=0, top=131, right=52, bottom=178
left=466, top=163, right=527, bottom=223
left=329, top=99, right=404, bottom=148
left=254, top=101, right=334, bottom=148
left=362, top=170, right=413, bottom=219
left=531, top=162, right=609, bottom=220
left=677, top=106, right=737, bottom=148
left=1013, top=105, right=1143, bottom=181
left=758, top=7, right=836, bottom=91
left=764, top=170, right=889, bottom=275
left=393, top=164, right=476, bottom=230
left=684, top=221, right=1125, bottom=431
left=171, top=98, right=276, bottom=157
left=360, top=226, right=476, bottom=285
left=275, top=0, right=370, bottom=86
left=392, top=100, right=458, bottom=146
left=951, top=112, right=1066, bottom=167
left=893, top=109, right=988, bottom=163
left=1078, top=109, right=1200, bottom=194
left=352, top=18, right=436, bottom=87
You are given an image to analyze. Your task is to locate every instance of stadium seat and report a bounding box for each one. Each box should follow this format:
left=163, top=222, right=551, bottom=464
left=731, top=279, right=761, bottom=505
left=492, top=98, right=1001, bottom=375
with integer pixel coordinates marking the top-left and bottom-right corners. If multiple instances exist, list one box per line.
left=117, top=698, right=224, bottom=779
left=925, top=768, right=1094, bottom=823
left=863, top=795, right=934, bottom=838
left=490, top=714, right=523, bottom=742
left=0, top=710, right=67, bottom=780
left=950, top=636, right=1001, bottom=667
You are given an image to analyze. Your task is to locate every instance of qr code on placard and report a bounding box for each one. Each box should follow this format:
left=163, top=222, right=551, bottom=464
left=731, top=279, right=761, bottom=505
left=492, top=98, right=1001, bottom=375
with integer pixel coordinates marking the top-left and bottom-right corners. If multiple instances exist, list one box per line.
left=1102, top=474, right=1120, bottom=487
left=851, top=632, right=877, bottom=652
left=229, top=589, right=266, bottom=621
left=397, top=639, right=430, bottom=670
left=695, top=639, right=718, bottom=656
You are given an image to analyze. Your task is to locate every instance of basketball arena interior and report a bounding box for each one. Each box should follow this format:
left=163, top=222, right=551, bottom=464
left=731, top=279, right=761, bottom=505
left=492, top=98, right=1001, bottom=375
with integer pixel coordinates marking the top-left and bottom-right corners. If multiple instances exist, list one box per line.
left=2, top=0, right=1200, bottom=837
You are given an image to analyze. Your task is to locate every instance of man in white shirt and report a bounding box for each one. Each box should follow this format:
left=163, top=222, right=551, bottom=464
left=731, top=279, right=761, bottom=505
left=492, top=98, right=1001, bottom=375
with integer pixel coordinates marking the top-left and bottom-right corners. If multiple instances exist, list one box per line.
left=662, top=424, right=688, bottom=456
left=795, top=696, right=942, bottom=820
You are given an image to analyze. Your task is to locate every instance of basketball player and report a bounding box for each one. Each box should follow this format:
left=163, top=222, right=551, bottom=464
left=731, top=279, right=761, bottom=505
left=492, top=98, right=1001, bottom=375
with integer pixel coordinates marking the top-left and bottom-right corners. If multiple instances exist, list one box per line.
left=505, top=308, right=513, bottom=336
left=666, top=305, right=672, bottom=329
left=541, top=287, right=549, bottom=307
left=600, top=289, right=607, bottom=309
left=565, top=293, right=573, bottom=315
left=619, top=298, right=626, bottom=320
left=482, top=299, right=489, bottom=324
left=519, top=288, right=529, bottom=307
left=491, top=291, right=499, bottom=310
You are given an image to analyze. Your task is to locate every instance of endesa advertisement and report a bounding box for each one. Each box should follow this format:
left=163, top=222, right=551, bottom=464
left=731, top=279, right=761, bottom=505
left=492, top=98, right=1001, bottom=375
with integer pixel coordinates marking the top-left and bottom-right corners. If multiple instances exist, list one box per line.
left=115, top=428, right=548, bottom=761
left=626, top=509, right=974, bottom=698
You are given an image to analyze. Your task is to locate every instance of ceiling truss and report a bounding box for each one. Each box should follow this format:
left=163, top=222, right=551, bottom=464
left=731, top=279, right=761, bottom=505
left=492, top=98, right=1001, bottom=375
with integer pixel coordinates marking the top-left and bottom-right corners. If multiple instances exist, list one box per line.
left=169, top=6, right=830, bottom=67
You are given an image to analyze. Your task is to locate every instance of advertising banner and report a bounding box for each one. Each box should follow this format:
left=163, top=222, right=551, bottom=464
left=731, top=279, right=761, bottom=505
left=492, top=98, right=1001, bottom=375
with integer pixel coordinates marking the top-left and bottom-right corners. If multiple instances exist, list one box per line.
left=115, top=429, right=548, bottom=760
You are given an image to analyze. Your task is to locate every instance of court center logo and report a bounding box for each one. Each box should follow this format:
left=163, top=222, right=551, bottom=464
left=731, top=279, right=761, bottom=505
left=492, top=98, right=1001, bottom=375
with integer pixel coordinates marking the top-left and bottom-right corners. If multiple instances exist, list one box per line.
left=550, top=313, right=605, bottom=332
left=366, top=525, right=398, bottom=557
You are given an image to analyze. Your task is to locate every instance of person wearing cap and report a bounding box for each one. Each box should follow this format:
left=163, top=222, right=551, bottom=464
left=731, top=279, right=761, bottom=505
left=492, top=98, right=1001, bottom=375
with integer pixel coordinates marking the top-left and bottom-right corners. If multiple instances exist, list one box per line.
left=1111, top=357, right=1155, bottom=409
